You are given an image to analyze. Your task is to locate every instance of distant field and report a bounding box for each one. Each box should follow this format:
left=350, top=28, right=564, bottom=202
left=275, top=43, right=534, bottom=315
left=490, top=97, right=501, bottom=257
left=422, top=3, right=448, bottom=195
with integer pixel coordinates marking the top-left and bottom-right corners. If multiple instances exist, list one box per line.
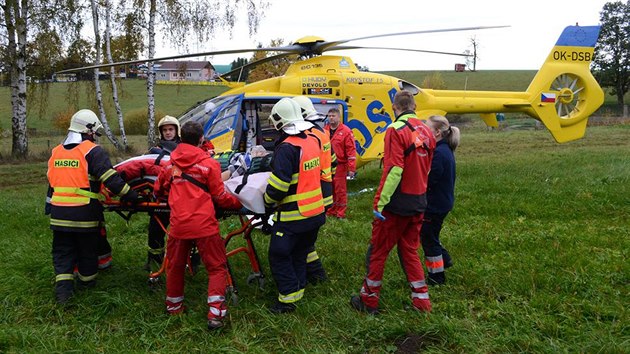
left=0, top=80, right=228, bottom=134
left=0, top=71, right=628, bottom=157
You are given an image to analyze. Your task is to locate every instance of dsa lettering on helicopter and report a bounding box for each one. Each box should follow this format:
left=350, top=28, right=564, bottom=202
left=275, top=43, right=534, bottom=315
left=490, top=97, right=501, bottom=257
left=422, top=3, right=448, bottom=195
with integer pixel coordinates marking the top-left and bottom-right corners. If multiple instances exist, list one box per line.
left=552, top=50, right=592, bottom=62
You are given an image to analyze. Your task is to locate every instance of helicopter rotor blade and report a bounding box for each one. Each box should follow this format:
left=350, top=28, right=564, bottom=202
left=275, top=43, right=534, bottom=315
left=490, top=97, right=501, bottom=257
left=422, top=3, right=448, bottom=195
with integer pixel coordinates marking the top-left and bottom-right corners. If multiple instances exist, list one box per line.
left=328, top=45, right=471, bottom=57
left=313, top=25, right=510, bottom=54
left=55, top=45, right=305, bottom=74
left=219, top=52, right=297, bottom=81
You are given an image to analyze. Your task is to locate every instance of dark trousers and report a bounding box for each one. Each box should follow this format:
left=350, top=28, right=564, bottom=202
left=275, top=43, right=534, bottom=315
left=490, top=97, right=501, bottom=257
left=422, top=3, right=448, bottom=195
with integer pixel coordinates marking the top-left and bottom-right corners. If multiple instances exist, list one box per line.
left=147, top=211, right=169, bottom=262
left=305, top=244, right=326, bottom=281
left=420, top=212, right=452, bottom=273
left=52, top=230, right=98, bottom=296
left=268, top=224, right=320, bottom=302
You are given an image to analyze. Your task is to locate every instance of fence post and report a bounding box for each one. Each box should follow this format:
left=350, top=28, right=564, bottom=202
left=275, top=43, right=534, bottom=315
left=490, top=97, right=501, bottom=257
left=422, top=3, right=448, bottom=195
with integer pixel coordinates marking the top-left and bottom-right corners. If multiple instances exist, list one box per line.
left=624, top=105, right=628, bottom=118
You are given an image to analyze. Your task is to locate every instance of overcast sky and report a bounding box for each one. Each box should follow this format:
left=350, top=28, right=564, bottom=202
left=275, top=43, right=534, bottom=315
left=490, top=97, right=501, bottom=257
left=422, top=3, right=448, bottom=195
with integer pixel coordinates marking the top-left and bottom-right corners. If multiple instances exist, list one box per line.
left=155, top=0, right=610, bottom=71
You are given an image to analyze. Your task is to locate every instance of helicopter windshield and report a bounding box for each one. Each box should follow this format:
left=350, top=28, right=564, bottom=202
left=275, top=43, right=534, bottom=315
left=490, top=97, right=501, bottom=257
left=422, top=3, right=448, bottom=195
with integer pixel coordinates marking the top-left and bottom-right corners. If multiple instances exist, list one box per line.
left=178, top=95, right=239, bottom=133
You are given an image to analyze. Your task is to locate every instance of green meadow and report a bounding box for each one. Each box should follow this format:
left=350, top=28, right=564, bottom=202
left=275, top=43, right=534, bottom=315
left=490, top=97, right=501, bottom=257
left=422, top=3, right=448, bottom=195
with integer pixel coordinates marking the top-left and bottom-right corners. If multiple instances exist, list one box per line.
left=0, top=120, right=628, bottom=352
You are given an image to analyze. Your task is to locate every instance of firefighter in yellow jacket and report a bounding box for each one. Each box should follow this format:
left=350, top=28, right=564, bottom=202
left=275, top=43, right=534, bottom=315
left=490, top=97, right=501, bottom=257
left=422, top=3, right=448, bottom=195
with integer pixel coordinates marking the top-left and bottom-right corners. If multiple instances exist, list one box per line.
left=46, top=109, right=138, bottom=304
left=264, top=98, right=325, bottom=314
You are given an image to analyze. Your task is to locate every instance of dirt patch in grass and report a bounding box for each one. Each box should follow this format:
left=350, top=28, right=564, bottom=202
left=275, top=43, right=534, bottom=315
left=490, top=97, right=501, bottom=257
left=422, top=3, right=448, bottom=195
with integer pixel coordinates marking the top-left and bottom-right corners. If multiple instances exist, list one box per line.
left=394, top=332, right=443, bottom=353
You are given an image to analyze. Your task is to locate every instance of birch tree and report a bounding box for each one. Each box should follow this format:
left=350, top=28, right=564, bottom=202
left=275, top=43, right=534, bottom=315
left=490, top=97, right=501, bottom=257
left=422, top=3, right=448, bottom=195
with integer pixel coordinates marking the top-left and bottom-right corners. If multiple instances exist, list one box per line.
left=3, top=0, right=28, bottom=158
left=130, top=0, right=269, bottom=148
left=104, top=0, right=127, bottom=150
left=90, top=0, right=122, bottom=150
left=1, top=0, right=81, bottom=158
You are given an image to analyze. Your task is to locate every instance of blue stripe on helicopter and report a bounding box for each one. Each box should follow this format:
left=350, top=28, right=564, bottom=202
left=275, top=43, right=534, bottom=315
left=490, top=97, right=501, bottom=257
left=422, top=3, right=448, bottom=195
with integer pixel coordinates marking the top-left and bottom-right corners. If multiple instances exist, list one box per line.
left=555, top=26, right=600, bottom=48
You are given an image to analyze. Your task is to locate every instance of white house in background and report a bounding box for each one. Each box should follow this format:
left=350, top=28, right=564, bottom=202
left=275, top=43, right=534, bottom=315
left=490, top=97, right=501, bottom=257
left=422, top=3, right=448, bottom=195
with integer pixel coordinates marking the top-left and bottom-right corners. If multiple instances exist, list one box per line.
left=154, top=61, right=216, bottom=82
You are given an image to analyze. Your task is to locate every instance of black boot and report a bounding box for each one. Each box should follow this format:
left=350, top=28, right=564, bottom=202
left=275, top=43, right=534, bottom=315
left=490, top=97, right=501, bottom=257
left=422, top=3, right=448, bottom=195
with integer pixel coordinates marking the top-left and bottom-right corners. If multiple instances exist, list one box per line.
left=427, top=271, right=446, bottom=285
left=350, top=295, right=379, bottom=315
left=269, top=300, right=296, bottom=314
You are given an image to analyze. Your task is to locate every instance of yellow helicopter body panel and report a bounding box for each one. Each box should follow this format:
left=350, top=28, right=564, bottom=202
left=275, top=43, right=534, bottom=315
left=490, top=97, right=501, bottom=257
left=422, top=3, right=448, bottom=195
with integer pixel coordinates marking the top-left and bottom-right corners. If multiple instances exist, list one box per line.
left=195, top=26, right=604, bottom=167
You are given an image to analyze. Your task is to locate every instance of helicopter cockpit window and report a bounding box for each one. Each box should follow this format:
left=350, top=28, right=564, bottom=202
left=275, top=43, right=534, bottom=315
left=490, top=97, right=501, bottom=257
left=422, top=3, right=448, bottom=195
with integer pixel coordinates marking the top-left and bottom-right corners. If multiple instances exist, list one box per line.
left=398, top=80, right=420, bottom=95
left=206, top=98, right=242, bottom=140
left=178, top=95, right=236, bottom=129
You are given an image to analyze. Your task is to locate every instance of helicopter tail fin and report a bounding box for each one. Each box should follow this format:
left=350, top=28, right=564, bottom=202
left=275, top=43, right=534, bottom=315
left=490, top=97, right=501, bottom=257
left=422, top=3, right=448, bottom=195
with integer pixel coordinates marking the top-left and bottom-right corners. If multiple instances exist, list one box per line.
left=515, top=25, right=604, bottom=143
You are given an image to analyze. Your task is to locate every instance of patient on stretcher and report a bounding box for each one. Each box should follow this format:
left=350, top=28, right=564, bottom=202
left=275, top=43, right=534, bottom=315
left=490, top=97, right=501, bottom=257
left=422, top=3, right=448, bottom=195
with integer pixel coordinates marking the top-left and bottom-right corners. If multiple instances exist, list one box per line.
left=111, top=145, right=273, bottom=214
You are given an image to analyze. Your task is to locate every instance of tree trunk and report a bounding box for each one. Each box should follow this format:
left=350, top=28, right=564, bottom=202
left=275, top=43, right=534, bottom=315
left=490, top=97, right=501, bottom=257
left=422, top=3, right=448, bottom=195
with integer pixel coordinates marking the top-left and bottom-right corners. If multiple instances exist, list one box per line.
left=146, top=0, right=157, bottom=149
left=617, top=83, right=625, bottom=107
left=6, top=0, right=29, bottom=159
left=91, top=0, right=121, bottom=150
left=105, top=0, right=128, bottom=150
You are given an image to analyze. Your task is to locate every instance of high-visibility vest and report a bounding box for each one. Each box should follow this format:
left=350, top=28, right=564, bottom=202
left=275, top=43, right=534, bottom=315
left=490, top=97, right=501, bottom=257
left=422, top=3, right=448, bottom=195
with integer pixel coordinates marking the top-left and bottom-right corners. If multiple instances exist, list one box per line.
left=48, top=140, right=103, bottom=206
left=308, top=127, right=332, bottom=183
left=278, top=135, right=324, bottom=220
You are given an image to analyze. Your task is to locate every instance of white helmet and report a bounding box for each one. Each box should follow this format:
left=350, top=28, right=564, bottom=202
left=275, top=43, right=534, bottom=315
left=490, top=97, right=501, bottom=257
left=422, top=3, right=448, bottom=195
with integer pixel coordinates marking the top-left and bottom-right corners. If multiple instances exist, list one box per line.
left=157, top=115, right=180, bottom=137
left=270, top=98, right=313, bottom=135
left=68, top=109, right=103, bottom=136
left=292, top=95, right=321, bottom=122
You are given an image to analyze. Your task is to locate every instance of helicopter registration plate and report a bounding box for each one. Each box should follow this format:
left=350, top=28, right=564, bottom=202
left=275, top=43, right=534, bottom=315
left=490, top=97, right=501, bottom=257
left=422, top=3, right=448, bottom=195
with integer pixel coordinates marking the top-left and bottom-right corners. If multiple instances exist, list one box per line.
left=308, top=88, right=332, bottom=95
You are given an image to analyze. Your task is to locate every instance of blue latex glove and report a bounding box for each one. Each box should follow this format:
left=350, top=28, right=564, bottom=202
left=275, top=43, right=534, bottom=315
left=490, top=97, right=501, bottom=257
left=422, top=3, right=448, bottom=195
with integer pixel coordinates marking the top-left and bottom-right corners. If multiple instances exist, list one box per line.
left=373, top=210, right=386, bottom=221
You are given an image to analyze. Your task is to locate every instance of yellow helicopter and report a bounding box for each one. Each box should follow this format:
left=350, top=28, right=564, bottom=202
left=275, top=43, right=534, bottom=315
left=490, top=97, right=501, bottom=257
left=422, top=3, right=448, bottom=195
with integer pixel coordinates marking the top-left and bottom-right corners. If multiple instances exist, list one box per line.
left=60, top=25, right=605, bottom=167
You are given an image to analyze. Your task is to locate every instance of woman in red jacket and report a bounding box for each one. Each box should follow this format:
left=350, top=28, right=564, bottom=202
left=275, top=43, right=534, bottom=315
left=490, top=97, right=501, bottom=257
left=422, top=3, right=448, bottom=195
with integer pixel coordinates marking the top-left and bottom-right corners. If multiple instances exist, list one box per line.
left=154, top=121, right=242, bottom=330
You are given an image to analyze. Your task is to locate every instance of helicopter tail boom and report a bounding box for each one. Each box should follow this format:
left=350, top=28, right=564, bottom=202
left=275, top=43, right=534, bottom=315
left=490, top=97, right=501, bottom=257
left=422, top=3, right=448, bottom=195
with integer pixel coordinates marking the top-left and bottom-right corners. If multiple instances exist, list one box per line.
left=522, top=25, right=604, bottom=143
left=416, top=26, right=604, bottom=143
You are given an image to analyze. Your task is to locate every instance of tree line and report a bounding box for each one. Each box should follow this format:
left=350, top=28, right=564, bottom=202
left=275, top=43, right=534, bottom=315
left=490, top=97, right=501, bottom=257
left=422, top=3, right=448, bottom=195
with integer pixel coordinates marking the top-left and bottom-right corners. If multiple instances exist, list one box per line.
left=1, top=0, right=268, bottom=158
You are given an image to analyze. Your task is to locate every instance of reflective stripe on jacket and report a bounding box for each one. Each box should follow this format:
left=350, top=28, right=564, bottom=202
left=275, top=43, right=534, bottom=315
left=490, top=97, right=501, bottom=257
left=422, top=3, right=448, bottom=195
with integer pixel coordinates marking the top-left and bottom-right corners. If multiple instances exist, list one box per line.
left=279, top=135, right=324, bottom=220
left=47, top=140, right=131, bottom=232
left=308, top=126, right=333, bottom=207
left=48, top=140, right=99, bottom=206
left=265, top=134, right=324, bottom=222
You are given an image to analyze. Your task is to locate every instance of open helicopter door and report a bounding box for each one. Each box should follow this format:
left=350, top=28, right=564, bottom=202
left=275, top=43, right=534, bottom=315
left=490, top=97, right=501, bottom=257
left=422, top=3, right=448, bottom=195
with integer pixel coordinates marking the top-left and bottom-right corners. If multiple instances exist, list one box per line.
left=243, top=101, right=258, bottom=151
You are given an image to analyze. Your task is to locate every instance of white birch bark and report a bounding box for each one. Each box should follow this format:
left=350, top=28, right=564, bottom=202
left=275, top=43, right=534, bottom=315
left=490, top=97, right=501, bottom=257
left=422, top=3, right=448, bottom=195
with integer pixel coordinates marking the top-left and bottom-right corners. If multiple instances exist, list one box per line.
left=146, top=0, right=157, bottom=148
left=6, top=0, right=28, bottom=158
left=105, top=0, right=128, bottom=149
left=91, top=0, right=121, bottom=149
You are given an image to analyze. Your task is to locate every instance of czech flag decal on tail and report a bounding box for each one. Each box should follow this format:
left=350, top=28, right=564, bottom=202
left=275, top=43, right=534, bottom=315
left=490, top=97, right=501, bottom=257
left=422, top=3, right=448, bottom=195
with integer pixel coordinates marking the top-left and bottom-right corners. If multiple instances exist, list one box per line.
left=541, top=92, right=556, bottom=103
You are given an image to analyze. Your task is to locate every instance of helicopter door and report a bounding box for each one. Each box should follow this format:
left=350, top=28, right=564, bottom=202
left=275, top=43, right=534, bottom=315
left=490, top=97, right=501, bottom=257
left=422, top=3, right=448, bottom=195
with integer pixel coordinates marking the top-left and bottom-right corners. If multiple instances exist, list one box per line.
left=257, top=100, right=281, bottom=151
left=243, top=101, right=258, bottom=151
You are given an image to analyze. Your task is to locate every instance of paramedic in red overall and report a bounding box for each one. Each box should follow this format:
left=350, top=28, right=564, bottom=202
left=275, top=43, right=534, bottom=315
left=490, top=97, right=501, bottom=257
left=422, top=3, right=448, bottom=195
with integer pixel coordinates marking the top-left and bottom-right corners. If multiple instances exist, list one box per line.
left=154, top=121, right=242, bottom=330
left=326, top=107, right=356, bottom=219
left=351, top=90, right=436, bottom=314
left=264, top=98, right=325, bottom=314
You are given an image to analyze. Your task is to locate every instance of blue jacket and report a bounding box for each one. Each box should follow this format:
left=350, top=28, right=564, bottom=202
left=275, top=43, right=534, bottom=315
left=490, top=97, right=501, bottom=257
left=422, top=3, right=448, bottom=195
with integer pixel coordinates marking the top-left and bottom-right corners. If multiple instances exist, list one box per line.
left=426, top=140, right=456, bottom=214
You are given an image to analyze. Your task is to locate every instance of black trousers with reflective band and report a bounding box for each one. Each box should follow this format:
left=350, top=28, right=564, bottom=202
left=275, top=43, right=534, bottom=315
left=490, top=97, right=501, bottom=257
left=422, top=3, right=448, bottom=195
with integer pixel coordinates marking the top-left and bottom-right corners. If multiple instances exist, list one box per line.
left=52, top=230, right=98, bottom=295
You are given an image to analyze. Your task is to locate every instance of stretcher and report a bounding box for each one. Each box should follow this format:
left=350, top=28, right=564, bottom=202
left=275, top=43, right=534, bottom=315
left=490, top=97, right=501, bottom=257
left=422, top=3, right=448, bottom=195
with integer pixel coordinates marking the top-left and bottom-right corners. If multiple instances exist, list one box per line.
left=102, top=175, right=268, bottom=304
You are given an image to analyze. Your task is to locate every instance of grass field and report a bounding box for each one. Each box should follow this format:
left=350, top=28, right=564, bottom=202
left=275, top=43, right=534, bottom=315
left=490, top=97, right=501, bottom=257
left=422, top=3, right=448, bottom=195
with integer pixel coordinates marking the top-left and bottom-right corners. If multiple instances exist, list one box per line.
left=0, top=121, right=627, bottom=353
